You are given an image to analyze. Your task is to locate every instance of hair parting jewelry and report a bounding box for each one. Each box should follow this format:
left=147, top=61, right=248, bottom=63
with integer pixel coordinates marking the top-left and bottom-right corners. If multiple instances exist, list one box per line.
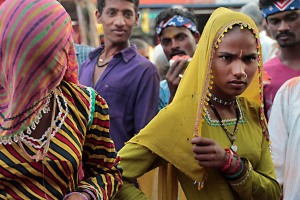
left=239, top=49, right=243, bottom=59
left=214, top=22, right=258, bottom=50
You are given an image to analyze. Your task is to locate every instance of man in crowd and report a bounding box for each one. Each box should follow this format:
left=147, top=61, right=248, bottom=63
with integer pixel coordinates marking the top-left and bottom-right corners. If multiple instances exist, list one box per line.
left=259, top=0, right=300, bottom=118
left=156, top=8, right=201, bottom=110
left=79, top=0, right=160, bottom=151
left=261, top=1, right=300, bottom=199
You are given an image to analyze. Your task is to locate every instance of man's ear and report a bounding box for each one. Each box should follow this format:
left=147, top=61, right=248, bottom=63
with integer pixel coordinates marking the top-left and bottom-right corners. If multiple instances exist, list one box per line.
left=135, top=12, right=140, bottom=26
left=193, top=32, right=201, bottom=44
left=95, top=10, right=102, bottom=23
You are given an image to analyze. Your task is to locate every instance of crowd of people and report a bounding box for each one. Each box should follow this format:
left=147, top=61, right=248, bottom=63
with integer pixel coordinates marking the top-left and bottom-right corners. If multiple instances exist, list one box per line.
left=1, top=0, right=300, bottom=199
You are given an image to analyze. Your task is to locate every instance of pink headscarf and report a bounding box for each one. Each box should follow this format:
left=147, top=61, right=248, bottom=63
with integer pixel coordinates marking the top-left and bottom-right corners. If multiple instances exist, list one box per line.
left=0, top=0, right=79, bottom=141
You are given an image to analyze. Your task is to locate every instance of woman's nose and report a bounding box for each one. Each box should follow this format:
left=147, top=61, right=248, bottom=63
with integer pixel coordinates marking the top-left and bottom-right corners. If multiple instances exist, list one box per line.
left=233, top=61, right=246, bottom=80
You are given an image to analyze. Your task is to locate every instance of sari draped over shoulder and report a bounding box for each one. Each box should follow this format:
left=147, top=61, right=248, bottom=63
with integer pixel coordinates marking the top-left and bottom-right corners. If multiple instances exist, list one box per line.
left=116, top=7, right=279, bottom=200
left=128, top=7, right=266, bottom=184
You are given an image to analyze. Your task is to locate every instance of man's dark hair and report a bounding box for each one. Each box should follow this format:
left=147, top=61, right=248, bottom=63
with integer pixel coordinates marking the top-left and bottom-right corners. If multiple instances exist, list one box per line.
left=258, top=0, right=278, bottom=9
left=97, top=0, right=139, bottom=14
left=130, top=38, right=149, bottom=50
left=155, top=8, right=198, bottom=34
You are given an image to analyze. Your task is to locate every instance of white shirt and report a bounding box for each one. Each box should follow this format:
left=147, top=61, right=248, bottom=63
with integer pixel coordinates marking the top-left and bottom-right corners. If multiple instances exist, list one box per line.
left=268, top=77, right=300, bottom=200
left=259, top=30, right=278, bottom=63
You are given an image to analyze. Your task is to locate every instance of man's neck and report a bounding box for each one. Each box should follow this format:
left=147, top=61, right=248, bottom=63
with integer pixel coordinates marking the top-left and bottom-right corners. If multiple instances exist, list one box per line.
left=103, top=41, right=130, bottom=57
left=279, top=44, right=300, bottom=70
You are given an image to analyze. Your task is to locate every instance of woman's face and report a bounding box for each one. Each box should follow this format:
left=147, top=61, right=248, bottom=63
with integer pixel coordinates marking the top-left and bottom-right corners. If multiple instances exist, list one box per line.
left=211, top=26, right=258, bottom=100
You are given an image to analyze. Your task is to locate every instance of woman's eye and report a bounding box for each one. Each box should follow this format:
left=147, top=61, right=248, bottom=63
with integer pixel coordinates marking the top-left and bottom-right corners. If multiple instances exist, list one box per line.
left=220, top=55, right=231, bottom=61
left=243, top=56, right=257, bottom=62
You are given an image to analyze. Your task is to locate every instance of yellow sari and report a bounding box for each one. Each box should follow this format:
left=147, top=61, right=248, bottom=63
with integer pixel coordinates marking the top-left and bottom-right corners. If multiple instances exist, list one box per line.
left=115, top=7, right=279, bottom=200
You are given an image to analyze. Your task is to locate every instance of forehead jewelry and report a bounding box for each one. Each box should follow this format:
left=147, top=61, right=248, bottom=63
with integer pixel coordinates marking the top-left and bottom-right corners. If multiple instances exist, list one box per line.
left=239, top=49, right=243, bottom=59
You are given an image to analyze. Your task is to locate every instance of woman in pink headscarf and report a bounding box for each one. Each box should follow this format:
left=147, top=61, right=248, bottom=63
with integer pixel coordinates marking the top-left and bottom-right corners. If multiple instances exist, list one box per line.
left=0, top=0, right=122, bottom=199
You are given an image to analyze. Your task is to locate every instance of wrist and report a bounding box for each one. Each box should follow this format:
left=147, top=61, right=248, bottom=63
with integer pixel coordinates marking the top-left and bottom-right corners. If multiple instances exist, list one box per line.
left=63, top=192, right=89, bottom=200
left=81, top=192, right=91, bottom=200
left=227, top=155, right=240, bottom=174
left=220, top=148, right=233, bottom=172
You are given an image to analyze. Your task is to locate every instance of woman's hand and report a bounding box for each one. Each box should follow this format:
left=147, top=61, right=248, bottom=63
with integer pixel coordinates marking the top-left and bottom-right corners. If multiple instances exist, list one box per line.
left=191, top=136, right=228, bottom=169
left=63, top=192, right=90, bottom=200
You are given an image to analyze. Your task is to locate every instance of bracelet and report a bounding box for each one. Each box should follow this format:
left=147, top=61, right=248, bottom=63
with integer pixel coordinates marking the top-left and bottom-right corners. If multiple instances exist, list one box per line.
left=227, top=155, right=241, bottom=174
left=230, top=165, right=252, bottom=187
left=63, top=192, right=89, bottom=200
left=225, top=160, right=244, bottom=180
left=220, top=148, right=233, bottom=172
left=82, top=189, right=98, bottom=200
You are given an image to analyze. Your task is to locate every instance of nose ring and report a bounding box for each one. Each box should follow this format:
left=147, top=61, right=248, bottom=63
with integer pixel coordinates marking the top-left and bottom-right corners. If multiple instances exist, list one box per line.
left=241, top=73, right=247, bottom=81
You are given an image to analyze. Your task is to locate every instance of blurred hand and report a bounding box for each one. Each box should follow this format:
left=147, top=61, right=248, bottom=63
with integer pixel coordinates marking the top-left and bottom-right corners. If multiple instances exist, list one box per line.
left=191, top=137, right=228, bottom=169
left=166, top=58, right=189, bottom=103
left=64, top=192, right=89, bottom=200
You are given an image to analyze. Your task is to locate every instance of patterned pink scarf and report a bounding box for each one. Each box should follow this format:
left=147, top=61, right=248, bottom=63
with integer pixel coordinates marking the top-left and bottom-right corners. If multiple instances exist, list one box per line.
left=0, top=0, right=79, bottom=140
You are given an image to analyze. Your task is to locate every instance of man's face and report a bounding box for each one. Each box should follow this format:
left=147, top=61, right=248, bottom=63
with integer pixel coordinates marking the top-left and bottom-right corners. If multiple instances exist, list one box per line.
left=267, top=10, right=300, bottom=47
left=159, top=26, right=200, bottom=60
left=137, top=47, right=149, bottom=59
left=96, top=0, right=139, bottom=46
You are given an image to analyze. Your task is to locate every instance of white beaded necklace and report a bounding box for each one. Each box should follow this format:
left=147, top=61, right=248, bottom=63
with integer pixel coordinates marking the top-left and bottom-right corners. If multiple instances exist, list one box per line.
left=22, top=88, right=68, bottom=149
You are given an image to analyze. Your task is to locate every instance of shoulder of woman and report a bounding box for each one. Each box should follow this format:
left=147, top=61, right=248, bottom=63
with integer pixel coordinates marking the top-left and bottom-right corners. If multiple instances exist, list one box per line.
left=237, top=97, right=260, bottom=117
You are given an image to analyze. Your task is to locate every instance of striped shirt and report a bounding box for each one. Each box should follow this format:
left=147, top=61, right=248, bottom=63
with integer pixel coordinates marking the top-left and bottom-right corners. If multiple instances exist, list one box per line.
left=0, top=81, right=122, bottom=199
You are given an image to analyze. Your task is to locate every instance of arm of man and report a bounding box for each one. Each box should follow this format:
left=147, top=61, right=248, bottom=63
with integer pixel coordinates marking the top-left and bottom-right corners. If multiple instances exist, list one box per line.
left=134, top=63, right=160, bottom=133
left=268, top=82, right=289, bottom=186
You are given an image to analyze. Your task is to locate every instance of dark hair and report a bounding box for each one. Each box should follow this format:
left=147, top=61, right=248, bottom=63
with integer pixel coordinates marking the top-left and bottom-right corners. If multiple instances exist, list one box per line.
left=155, top=8, right=198, bottom=34
left=258, top=0, right=278, bottom=9
left=97, top=0, right=139, bottom=13
left=130, top=38, right=149, bottom=50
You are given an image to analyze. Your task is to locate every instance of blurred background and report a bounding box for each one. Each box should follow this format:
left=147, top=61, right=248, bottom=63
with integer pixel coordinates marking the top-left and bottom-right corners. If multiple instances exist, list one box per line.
left=58, top=0, right=258, bottom=47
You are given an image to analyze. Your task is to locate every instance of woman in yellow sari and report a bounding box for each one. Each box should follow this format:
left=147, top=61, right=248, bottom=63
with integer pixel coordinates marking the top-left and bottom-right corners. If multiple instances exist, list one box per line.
left=114, top=7, right=281, bottom=200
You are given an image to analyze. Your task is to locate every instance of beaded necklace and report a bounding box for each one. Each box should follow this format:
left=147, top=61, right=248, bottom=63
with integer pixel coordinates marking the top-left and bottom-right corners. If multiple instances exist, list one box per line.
left=22, top=89, right=67, bottom=149
left=209, top=92, right=235, bottom=106
left=208, top=100, right=240, bottom=152
left=17, top=93, right=56, bottom=162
